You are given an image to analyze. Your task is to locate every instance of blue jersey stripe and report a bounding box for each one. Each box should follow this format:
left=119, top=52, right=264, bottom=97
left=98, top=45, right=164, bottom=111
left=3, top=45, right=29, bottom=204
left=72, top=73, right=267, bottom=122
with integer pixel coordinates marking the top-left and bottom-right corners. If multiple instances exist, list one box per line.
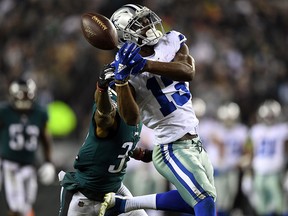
left=178, top=34, right=186, bottom=47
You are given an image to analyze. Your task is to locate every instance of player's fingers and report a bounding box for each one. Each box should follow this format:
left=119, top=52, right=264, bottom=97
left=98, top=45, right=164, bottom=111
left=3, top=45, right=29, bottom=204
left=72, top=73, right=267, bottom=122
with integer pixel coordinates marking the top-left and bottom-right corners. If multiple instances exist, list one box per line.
left=119, top=42, right=129, bottom=56
left=124, top=42, right=135, bottom=56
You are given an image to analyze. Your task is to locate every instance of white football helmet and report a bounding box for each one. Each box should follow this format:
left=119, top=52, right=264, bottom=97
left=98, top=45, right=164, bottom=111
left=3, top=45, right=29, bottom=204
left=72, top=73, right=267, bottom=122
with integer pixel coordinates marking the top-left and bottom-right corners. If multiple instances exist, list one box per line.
left=9, top=78, right=37, bottom=110
left=217, top=102, right=240, bottom=127
left=192, top=97, right=207, bottom=118
left=110, top=4, right=165, bottom=48
left=257, top=99, right=281, bottom=125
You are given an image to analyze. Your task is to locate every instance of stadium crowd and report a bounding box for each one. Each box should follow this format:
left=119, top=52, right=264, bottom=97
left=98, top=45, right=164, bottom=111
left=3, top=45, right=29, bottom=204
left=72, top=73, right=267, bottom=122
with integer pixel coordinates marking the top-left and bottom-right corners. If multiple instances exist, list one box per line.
left=0, top=0, right=288, bottom=215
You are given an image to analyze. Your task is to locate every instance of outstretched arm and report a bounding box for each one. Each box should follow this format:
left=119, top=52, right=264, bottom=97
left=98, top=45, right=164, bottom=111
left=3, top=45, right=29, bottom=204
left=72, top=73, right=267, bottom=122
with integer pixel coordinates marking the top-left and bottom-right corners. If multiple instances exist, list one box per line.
left=111, top=43, right=142, bottom=125
left=94, top=85, right=117, bottom=138
left=115, top=82, right=140, bottom=126
left=143, top=44, right=195, bottom=81
left=94, top=65, right=117, bottom=138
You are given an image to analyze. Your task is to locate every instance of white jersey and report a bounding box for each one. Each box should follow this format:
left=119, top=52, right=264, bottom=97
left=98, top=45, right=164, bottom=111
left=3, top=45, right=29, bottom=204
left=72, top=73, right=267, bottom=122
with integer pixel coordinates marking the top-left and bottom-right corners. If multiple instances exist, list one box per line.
left=197, top=118, right=222, bottom=169
left=250, top=122, right=288, bottom=174
left=216, top=123, right=248, bottom=170
left=129, top=30, right=199, bottom=145
left=198, top=119, right=248, bottom=171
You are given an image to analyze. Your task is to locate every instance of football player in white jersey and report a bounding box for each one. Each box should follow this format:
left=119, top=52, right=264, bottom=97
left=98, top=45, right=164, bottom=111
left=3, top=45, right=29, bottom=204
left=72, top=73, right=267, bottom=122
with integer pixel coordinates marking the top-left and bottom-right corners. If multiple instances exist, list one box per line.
left=248, top=99, right=288, bottom=215
left=99, top=4, right=216, bottom=216
left=210, top=102, right=248, bottom=216
left=194, top=99, right=251, bottom=216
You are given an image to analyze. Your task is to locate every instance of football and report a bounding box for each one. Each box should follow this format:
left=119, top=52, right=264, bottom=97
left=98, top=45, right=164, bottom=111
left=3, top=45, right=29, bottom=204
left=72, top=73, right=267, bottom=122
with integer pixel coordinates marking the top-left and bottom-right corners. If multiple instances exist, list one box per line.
left=81, top=12, right=118, bottom=50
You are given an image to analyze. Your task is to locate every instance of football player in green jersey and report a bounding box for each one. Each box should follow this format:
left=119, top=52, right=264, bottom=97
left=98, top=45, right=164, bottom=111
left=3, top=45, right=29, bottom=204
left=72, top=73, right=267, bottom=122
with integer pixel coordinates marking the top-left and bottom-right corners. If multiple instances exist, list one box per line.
left=0, top=78, right=56, bottom=216
left=58, top=65, right=152, bottom=216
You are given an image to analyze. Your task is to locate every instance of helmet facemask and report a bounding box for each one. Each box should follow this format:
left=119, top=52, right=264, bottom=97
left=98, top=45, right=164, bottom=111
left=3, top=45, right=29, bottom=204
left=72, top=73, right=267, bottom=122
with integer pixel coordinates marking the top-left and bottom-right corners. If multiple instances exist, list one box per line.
left=9, top=79, right=37, bottom=110
left=111, top=4, right=165, bottom=48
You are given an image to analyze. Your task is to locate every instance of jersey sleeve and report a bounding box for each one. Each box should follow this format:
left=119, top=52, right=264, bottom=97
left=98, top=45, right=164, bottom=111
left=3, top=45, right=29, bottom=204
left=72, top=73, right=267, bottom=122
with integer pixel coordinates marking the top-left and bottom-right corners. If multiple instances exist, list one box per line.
left=166, top=30, right=187, bottom=53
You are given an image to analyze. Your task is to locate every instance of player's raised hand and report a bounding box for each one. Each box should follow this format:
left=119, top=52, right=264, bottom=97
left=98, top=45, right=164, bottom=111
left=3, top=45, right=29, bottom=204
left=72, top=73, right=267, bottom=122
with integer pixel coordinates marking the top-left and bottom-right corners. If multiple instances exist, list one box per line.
left=130, top=53, right=146, bottom=76
left=113, top=42, right=146, bottom=83
left=98, top=64, right=115, bottom=90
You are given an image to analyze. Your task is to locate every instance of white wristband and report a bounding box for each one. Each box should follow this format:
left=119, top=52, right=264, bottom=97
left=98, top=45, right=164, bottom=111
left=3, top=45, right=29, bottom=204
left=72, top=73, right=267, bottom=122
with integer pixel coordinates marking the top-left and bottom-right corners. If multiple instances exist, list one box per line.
left=115, top=82, right=128, bottom=87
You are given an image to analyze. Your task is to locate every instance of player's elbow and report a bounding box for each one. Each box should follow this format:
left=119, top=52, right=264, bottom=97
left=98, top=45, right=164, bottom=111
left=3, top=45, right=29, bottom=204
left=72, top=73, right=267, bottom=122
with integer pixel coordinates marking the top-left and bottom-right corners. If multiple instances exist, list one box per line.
left=186, top=67, right=195, bottom=81
left=181, top=64, right=195, bottom=81
left=184, top=55, right=196, bottom=81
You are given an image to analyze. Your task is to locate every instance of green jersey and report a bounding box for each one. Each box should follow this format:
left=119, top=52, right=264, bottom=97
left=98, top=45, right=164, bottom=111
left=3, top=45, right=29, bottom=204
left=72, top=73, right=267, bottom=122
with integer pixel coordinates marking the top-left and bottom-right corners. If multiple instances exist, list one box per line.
left=0, top=102, right=48, bottom=165
left=62, top=103, right=142, bottom=200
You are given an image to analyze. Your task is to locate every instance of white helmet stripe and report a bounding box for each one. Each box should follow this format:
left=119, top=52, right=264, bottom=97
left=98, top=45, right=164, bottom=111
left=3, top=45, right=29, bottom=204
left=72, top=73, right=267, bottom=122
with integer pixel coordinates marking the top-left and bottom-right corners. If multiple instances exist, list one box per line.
left=124, top=4, right=143, bottom=11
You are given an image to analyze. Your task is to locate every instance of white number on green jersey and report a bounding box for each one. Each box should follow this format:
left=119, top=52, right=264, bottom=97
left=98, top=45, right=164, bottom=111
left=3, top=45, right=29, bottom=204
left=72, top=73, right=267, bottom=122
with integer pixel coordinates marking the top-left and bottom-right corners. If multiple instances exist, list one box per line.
left=9, top=124, right=39, bottom=151
left=108, top=142, right=134, bottom=173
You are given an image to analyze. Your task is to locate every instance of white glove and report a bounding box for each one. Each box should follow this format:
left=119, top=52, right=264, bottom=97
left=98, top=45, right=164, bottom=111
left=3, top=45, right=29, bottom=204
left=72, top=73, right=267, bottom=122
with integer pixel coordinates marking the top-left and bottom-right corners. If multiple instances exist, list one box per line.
left=38, top=162, right=56, bottom=185
left=58, top=170, right=66, bottom=182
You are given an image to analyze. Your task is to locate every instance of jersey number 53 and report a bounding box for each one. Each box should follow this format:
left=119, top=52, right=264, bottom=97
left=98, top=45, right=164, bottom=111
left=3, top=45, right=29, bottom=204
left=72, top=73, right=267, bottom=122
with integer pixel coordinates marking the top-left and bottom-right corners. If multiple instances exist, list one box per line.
left=9, top=124, right=39, bottom=151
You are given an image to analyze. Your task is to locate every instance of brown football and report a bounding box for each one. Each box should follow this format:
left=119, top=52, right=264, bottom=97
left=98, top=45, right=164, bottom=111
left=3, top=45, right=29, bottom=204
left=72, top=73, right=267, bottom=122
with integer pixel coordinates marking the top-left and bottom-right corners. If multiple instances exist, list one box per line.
left=81, top=12, right=118, bottom=50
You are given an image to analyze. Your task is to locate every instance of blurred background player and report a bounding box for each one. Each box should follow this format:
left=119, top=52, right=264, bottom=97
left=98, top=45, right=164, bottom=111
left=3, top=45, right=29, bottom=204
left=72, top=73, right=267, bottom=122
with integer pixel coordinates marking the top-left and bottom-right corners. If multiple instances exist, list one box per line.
left=194, top=99, right=250, bottom=216
left=245, top=99, right=288, bottom=216
left=0, top=77, right=56, bottom=216
left=58, top=65, right=151, bottom=216
left=211, top=102, right=248, bottom=216
left=192, top=97, right=219, bottom=173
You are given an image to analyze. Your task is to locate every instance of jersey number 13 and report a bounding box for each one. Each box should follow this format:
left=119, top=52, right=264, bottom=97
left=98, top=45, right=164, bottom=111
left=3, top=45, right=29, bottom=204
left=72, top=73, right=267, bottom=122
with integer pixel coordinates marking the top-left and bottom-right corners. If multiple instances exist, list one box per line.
left=146, top=76, right=191, bottom=116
